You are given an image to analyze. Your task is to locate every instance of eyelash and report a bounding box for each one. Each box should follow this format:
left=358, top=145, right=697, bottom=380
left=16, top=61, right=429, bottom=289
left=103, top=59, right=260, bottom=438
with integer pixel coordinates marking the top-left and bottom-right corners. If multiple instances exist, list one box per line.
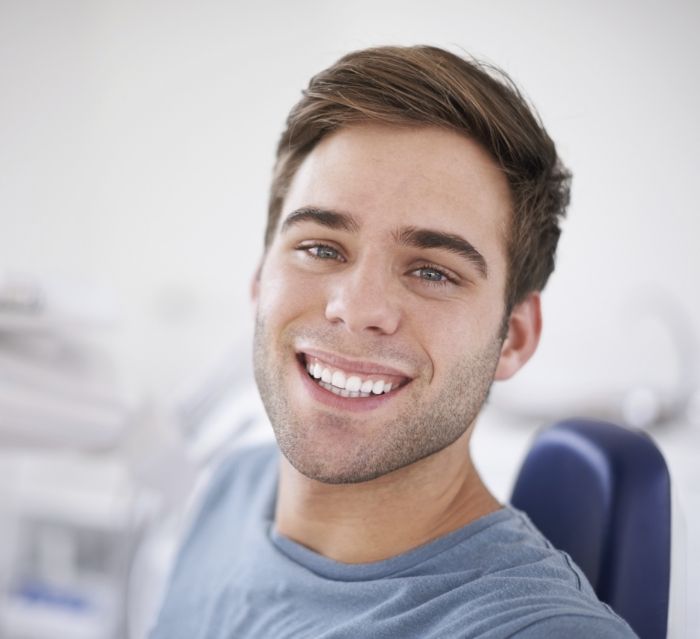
left=295, top=243, right=458, bottom=288
left=297, top=243, right=345, bottom=262
left=412, top=264, right=456, bottom=287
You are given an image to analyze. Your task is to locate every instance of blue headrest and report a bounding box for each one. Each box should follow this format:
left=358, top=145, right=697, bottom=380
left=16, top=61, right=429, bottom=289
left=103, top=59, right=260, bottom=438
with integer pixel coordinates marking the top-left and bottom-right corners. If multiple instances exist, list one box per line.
left=511, top=419, right=671, bottom=639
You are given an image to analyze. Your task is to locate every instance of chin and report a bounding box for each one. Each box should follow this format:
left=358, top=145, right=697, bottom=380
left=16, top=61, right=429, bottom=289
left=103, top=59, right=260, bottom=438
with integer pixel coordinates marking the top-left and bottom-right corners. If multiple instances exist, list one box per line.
left=275, top=420, right=460, bottom=486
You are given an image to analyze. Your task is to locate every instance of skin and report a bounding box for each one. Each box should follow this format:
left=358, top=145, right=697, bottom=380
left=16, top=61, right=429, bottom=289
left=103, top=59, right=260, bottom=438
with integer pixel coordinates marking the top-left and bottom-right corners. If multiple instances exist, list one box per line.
left=252, top=122, right=541, bottom=564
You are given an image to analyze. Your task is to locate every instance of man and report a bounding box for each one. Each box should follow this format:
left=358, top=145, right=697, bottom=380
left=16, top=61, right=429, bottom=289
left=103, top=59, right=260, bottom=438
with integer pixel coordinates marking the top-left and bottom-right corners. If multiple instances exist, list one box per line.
left=151, top=46, right=637, bottom=638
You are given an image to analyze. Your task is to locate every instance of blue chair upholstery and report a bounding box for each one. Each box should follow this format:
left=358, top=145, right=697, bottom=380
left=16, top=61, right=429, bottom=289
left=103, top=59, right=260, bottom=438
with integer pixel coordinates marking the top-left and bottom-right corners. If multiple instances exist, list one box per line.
left=510, top=418, right=671, bottom=639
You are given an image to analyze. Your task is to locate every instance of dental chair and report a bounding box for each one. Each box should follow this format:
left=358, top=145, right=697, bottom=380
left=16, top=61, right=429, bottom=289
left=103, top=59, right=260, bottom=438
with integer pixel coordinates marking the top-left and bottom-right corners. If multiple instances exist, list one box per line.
left=510, top=418, right=682, bottom=639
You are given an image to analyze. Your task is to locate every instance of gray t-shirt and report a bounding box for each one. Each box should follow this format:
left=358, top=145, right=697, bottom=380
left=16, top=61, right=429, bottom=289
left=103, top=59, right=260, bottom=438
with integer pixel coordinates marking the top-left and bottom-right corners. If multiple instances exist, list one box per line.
left=151, top=444, right=637, bottom=638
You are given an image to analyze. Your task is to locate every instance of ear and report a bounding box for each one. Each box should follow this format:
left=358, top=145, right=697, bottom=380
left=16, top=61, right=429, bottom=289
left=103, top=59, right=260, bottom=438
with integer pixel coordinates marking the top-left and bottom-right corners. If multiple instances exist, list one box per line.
left=494, top=292, right=542, bottom=381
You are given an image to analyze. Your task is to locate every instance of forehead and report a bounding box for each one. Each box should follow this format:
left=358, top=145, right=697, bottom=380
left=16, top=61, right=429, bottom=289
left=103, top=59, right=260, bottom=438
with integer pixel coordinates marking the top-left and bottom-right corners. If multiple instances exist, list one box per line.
left=281, top=123, right=512, bottom=271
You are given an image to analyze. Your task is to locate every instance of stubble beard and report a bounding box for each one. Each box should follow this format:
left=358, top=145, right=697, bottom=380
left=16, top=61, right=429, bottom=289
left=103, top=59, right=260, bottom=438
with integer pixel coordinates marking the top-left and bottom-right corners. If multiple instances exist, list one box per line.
left=253, top=315, right=503, bottom=484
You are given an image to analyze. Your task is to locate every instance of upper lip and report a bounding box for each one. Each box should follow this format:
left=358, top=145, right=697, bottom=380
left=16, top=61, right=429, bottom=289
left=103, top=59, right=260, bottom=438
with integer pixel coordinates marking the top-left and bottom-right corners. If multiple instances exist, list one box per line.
left=297, top=347, right=414, bottom=379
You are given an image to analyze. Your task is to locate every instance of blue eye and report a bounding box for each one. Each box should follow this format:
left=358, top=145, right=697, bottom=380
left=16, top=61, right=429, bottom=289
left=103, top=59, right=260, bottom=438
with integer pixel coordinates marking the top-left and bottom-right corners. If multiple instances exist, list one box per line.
left=410, top=264, right=457, bottom=288
left=296, top=243, right=346, bottom=262
left=310, top=245, right=340, bottom=260
left=416, top=267, right=447, bottom=282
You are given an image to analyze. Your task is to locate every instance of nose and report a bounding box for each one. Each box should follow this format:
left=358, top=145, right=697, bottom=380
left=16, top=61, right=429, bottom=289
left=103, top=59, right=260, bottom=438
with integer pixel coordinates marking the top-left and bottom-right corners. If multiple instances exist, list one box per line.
left=324, top=259, right=402, bottom=335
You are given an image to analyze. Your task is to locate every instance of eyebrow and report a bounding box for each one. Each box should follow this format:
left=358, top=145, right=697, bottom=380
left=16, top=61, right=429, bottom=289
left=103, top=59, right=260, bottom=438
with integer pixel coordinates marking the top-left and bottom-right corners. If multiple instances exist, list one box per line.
left=396, top=226, right=488, bottom=278
left=280, top=206, right=487, bottom=279
left=281, top=207, right=361, bottom=234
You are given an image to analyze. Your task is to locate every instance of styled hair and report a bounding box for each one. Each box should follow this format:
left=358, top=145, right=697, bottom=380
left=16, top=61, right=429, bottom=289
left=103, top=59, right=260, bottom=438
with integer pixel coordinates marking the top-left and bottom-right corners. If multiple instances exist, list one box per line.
left=266, top=45, right=571, bottom=311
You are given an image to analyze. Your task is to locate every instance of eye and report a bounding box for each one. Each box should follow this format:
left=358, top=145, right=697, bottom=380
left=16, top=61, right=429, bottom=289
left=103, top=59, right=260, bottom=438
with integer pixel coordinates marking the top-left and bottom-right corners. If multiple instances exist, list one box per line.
left=296, top=243, right=346, bottom=262
left=410, top=265, right=455, bottom=286
left=416, top=267, right=446, bottom=282
left=311, top=245, right=341, bottom=260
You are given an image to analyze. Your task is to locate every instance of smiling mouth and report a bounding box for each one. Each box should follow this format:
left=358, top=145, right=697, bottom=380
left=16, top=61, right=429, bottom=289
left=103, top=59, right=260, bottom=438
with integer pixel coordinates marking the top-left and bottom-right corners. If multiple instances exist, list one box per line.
left=298, top=353, right=411, bottom=399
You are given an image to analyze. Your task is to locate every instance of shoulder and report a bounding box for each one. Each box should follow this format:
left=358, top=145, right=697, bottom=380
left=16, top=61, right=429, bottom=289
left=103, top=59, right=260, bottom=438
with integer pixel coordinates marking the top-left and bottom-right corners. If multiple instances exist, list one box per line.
left=431, top=508, right=636, bottom=636
left=155, top=443, right=279, bottom=603
left=165, top=441, right=279, bottom=569
left=149, top=443, right=279, bottom=637
left=191, top=441, right=279, bottom=530
left=205, top=442, right=279, bottom=501
left=472, top=506, right=593, bottom=590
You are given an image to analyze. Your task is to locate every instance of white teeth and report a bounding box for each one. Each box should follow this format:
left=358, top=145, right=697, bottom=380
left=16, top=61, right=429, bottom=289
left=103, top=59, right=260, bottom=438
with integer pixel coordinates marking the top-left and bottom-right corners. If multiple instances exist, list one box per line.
left=318, top=381, right=377, bottom=398
left=306, top=358, right=400, bottom=398
left=331, top=371, right=346, bottom=388
left=346, top=376, right=362, bottom=392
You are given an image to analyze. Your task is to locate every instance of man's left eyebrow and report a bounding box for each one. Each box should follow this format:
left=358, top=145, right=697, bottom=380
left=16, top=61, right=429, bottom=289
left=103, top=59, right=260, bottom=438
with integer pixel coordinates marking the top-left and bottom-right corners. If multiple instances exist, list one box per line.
left=396, top=226, right=488, bottom=278
left=280, top=207, right=360, bottom=233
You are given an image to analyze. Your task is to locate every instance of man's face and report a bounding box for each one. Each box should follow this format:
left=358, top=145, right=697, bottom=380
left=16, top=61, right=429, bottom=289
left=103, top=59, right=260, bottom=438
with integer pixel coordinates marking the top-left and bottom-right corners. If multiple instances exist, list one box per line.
left=253, top=123, right=513, bottom=484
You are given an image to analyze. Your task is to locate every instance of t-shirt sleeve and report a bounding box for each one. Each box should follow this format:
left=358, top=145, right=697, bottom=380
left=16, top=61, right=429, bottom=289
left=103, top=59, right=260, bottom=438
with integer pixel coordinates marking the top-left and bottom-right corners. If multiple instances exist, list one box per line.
left=513, top=614, right=639, bottom=638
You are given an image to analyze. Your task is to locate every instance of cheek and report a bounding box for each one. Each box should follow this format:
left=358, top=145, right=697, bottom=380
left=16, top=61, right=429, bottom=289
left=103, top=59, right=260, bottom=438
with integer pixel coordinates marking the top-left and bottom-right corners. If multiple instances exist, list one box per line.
left=257, top=263, right=325, bottom=323
left=415, top=297, right=503, bottom=369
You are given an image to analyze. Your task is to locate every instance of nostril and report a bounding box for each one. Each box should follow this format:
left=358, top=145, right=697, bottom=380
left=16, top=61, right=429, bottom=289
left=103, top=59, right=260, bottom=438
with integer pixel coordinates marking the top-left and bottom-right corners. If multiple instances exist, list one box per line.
left=325, top=293, right=401, bottom=335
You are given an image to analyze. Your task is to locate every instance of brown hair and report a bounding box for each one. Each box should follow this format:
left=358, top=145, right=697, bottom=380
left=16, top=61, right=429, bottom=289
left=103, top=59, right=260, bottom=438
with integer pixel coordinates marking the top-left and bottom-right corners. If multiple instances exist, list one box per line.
left=265, top=45, right=571, bottom=312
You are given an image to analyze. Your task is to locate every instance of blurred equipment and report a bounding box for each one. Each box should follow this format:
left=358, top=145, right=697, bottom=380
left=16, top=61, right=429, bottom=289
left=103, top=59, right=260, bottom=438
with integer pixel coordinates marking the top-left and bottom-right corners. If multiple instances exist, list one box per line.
left=0, top=273, right=188, bottom=639
left=0, top=273, right=128, bottom=450
left=0, top=273, right=266, bottom=638
left=511, top=418, right=685, bottom=639
left=0, top=452, right=148, bottom=639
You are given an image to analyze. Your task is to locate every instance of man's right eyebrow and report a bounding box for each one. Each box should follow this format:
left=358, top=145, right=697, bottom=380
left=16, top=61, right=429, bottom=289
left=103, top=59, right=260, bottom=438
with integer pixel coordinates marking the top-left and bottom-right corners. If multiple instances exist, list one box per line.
left=280, top=207, right=361, bottom=234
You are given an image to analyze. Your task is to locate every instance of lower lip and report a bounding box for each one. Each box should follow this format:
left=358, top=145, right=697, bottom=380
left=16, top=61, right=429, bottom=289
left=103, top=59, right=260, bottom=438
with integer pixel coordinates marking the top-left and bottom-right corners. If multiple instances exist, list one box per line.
left=297, top=359, right=404, bottom=412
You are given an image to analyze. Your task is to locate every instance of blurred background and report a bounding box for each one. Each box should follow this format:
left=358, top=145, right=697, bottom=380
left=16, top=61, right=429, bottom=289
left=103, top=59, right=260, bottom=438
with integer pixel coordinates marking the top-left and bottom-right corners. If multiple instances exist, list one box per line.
left=1, top=0, right=698, bottom=637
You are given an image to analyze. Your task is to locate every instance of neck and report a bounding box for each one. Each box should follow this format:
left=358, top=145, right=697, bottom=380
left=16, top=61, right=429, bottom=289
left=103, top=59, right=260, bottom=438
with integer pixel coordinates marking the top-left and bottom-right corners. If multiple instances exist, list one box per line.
left=274, top=429, right=501, bottom=564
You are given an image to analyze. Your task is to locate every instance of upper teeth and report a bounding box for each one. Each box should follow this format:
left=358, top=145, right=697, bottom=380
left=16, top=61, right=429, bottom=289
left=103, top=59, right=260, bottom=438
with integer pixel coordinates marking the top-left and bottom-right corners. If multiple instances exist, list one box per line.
left=306, top=360, right=394, bottom=396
